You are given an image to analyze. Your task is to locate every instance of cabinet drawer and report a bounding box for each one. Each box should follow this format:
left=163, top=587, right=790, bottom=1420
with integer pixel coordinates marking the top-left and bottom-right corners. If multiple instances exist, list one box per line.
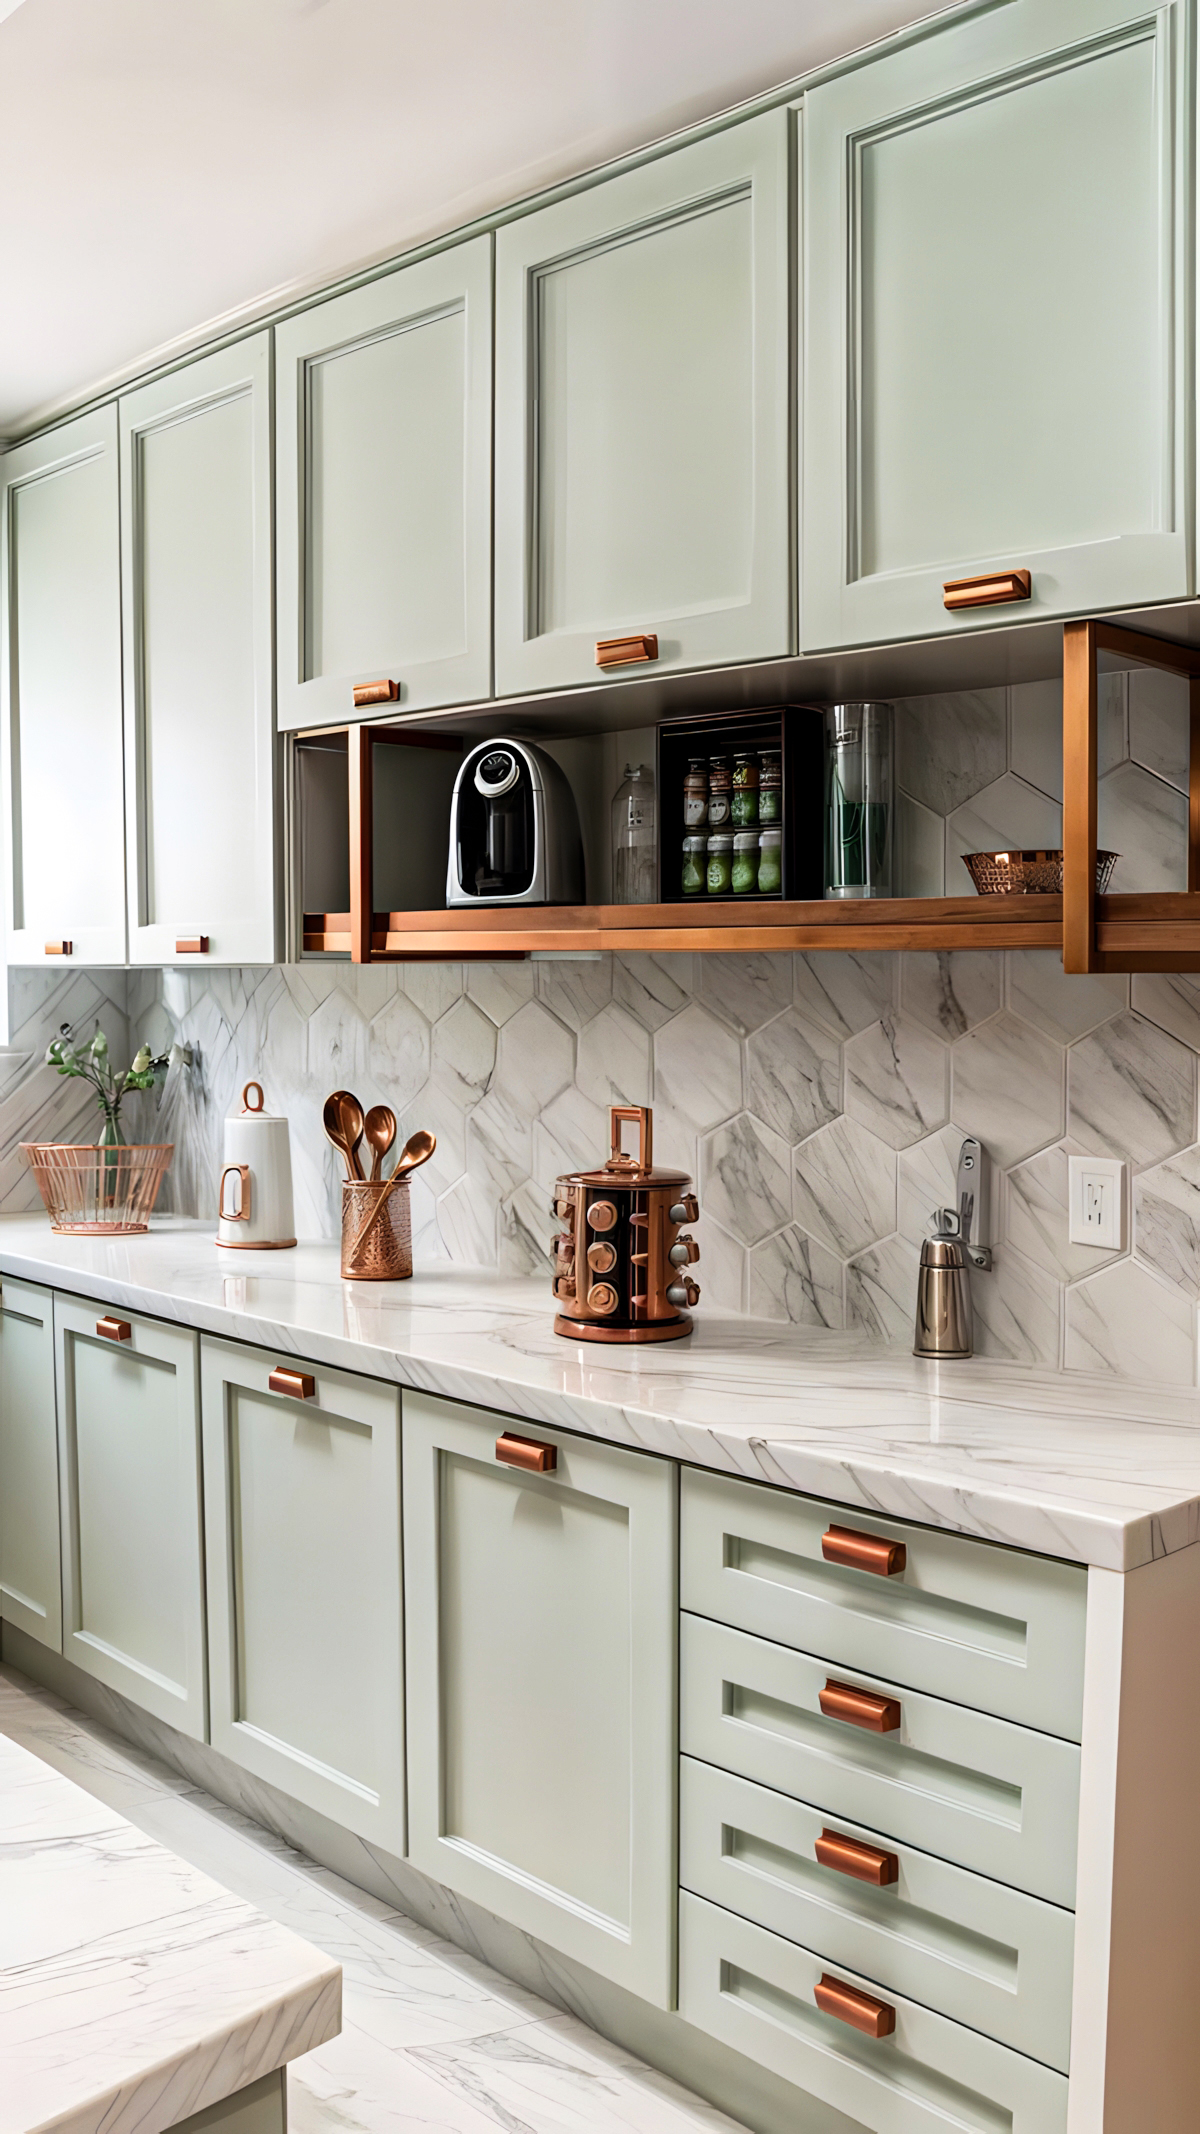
left=680, top=1892, right=1067, bottom=2134
left=680, top=1758, right=1073, bottom=2071
left=681, top=1469, right=1086, bottom=1740
left=682, top=1616, right=1079, bottom=1907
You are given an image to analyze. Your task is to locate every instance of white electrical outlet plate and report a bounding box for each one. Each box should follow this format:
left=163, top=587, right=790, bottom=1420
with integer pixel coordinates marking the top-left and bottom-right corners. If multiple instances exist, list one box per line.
left=1068, top=1156, right=1125, bottom=1249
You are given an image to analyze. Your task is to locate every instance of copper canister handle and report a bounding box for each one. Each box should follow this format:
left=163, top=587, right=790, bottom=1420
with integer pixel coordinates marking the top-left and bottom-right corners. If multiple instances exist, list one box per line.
left=595, top=633, right=658, bottom=669
left=352, top=679, right=399, bottom=706
left=96, top=1316, right=131, bottom=1342
left=942, top=568, right=1031, bottom=611
left=814, top=1974, right=896, bottom=2039
left=268, top=1367, right=316, bottom=1399
left=608, top=1105, right=652, bottom=1171
left=819, top=1679, right=901, bottom=1733
left=219, top=1164, right=251, bottom=1223
left=822, top=1525, right=906, bottom=1578
left=815, top=1829, right=899, bottom=1886
left=175, top=936, right=209, bottom=954
left=496, top=1431, right=557, bottom=1473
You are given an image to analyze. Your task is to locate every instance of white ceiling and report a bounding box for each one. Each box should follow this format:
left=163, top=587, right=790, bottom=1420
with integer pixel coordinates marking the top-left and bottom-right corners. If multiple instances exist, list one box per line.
left=0, top=0, right=957, bottom=434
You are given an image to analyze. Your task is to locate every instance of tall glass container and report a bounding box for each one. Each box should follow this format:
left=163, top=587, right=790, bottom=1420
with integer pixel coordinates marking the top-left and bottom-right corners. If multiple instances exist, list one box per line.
left=824, top=702, right=893, bottom=899
left=611, top=762, right=657, bottom=903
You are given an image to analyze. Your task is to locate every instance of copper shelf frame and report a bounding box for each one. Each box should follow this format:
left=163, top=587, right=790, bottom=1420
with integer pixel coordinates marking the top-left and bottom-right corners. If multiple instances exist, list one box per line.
left=303, top=615, right=1200, bottom=971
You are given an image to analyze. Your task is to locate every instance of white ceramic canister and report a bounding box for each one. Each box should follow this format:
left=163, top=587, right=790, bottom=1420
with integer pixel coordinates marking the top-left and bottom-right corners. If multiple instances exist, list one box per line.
left=217, top=1082, right=296, bottom=1249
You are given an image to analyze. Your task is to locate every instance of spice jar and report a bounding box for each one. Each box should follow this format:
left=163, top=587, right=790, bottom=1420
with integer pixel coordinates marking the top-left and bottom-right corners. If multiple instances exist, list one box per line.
left=681, top=833, right=707, bottom=896
left=683, top=758, right=708, bottom=828
left=731, top=752, right=760, bottom=828
left=758, top=749, right=782, bottom=825
left=732, top=830, right=759, bottom=894
left=706, top=831, right=734, bottom=895
left=758, top=827, right=783, bottom=895
left=707, top=755, right=732, bottom=828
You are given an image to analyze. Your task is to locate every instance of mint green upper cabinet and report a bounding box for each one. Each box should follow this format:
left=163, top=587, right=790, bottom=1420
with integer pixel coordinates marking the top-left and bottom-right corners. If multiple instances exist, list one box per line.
left=0, top=409, right=127, bottom=966
left=494, top=112, right=791, bottom=695
left=275, top=236, right=492, bottom=730
left=120, top=335, right=277, bottom=965
left=802, top=0, right=1192, bottom=650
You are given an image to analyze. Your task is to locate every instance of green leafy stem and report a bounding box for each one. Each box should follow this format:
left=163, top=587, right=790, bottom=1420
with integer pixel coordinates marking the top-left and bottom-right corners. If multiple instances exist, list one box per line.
left=46, top=1024, right=193, bottom=1146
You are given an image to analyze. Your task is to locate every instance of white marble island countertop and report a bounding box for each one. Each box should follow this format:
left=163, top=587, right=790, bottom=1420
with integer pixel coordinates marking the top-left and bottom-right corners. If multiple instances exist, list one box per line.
left=0, top=1725, right=340, bottom=2134
left=2, top=1215, right=1200, bottom=1572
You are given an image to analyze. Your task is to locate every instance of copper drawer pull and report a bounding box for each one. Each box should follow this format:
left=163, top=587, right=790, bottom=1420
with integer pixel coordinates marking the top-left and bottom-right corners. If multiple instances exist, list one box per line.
left=352, top=679, right=399, bottom=707
left=814, top=1973, right=895, bottom=2039
left=45, top=940, right=72, bottom=956
left=815, top=1829, right=899, bottom=1886
left=268, top=1366, right=316, bottom=1399
left=595, top=633, right=658, bottom=669
left=496, top=1431, right=557, bottom=1473
left=175, top=936, right=209, bottom=954
left=96, top=1316, right=131, bottom=1342
left=819, top=1679, right=901, bottom=1733
left=822, top=1525, right=906, bottom=1578
left=942, top=568, right=1031, bottom=611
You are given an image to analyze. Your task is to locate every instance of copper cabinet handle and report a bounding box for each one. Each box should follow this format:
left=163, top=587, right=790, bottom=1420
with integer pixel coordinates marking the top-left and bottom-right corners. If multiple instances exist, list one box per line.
left=822, top=1525, right=906, bottom=1578
left=45, top=940, right=72, bottom=956
left=175, top=936, right=209, bottom=954
left=96, top=1316, right=131, bottom=1342
left=814, top=1974, right=896, bottom=2039
left=595, top=633, right=658, bottom=669
left=819, top=1679, right=901, bottom=1733
left=268, top=1366, right=316, bottom=1399
left=942, top=568, right=1031, bottom=611
left=352, top=679, right=399, bottom=706
left=815, top=1829, right=899, bottom=1886
left=496, top=1431, right=557, bottom=1473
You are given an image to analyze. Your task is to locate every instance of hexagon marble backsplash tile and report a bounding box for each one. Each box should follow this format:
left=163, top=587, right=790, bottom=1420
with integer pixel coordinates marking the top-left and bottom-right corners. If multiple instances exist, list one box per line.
left=7, top=928, right=1200, bottom=1388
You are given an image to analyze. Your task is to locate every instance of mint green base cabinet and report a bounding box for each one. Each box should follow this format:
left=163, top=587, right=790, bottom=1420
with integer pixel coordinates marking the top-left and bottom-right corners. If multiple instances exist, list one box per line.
left=0, top=1278, right=61, bottom=1651
left=120, top=335, right=277, bottom=965
left=0, top=408, right=127, bottom=966
left=801, top=0, right=1192, bottom=650
left=402, top=1390, right=677, bottom=2008
left=494, top=111, right=790, bottom=695
left=201, top=1338, right=404, bottom=1853
left=54, top=1296, right=205, bottom=1737
left=680, top=1893, right=1068, bottom=2134
left=275, top=236, right=492, bottom=731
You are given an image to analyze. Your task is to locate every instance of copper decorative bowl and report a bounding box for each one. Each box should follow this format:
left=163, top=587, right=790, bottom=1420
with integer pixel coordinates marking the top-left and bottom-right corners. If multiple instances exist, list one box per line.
left=963, top=849, right=1119, bottom=896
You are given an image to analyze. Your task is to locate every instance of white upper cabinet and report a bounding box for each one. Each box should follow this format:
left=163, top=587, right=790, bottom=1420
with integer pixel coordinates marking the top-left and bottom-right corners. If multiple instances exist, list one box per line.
left=275, top=236, right=492, bottom=730
left=1, top=408, right=127, bottom=966
left=802, top=0, right=1192, bottom=650
left=120, top=334, right=277, bottom=965
left=494, top=112, right=791, bottom=696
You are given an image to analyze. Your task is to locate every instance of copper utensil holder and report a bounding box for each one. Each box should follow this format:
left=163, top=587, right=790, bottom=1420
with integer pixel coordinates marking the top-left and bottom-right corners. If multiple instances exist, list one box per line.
left=340, top=1178, right=412, bottom=1280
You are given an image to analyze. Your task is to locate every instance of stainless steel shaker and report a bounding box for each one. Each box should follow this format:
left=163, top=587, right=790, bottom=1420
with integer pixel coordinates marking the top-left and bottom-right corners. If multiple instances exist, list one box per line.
left=913, top=1235, right=973, bottom=1358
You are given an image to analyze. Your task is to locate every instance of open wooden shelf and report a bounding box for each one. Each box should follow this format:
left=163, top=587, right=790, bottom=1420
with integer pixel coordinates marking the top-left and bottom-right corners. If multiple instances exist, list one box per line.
left=302, top=892, right=1064, bottom=959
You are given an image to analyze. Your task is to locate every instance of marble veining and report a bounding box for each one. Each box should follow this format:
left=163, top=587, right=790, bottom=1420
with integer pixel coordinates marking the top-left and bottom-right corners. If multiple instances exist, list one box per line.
left=0, top=1724, right=340, bottom=2134
left=6, top=1217, right=1200, bottom=1570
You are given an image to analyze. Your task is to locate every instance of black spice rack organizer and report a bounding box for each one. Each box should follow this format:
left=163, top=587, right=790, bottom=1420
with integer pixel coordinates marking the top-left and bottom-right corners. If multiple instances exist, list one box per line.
left=655, top=705, right=825, bottom=903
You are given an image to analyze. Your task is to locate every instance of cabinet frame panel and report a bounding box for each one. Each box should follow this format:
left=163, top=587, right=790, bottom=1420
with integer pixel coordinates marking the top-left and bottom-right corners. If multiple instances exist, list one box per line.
left=0, top=1277, right=62, bottom=1650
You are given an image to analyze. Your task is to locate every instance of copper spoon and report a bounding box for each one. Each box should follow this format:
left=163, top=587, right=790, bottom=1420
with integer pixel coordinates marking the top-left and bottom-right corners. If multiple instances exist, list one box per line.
left=344, top=1130, right=436, bottom=1264
left=323, top=1089, right=365, bottom=1181
left=364, top=1104, right=397, bottom=1183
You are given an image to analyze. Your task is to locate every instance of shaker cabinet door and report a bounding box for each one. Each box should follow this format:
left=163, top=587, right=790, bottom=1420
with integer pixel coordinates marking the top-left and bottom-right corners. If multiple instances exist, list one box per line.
left=0, top=1278, right=61, bottom=1652
left=802, top=0, right=1191, bottom=650
left=0, top=408, right=127, bottom=966
left=494, top=111, right=791, bottom=696
left=201, top=1337, right=405, bottom=1853
left=403, top=1391, right=678, bottom=2007
left=275, top=236, right=492, bottom=731
left=55, top=1296, right=205, bottom=1736
left=120, top=334, right=278, bottom=965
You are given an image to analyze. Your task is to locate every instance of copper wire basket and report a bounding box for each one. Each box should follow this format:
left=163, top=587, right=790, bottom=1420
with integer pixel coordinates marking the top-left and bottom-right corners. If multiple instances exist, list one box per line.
left=21, top=1142, right=173, bottom=1234
left=963, top=849, right=1119, bottom=895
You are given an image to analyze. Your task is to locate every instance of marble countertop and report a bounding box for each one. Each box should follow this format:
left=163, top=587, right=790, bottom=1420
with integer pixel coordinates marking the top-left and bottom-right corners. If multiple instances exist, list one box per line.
left=0, top=1725, right=340, bottom=2134
left=3, top=1216, right=1200, bottom=1572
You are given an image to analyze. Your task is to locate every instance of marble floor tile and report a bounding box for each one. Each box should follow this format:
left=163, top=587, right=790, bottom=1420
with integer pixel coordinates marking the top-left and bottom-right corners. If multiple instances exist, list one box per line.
left=0, top=1672, right=745, bottom=2134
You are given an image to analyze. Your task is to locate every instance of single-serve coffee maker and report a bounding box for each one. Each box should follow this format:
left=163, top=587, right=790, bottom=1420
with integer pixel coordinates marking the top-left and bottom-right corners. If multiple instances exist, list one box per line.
left=446, top=738, right=584, bottom=906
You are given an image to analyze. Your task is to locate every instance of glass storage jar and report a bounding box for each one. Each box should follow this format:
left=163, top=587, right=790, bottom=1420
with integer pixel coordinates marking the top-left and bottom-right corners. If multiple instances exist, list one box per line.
left=758, top=749, right=782, bottom=824
left=707, top=756, right=732, bottom=828
left=732, top=830, right=759, bottom=893
left=683, top=758, right=708, bottom=828
left=681, top=834, right=707, bottom=896
left=706, top=831, right=734, bottom=895
left=731, top=753, right=760, bottom=827
left=611, top=762, right=656, bottom=904
left=825, top=702, right=893, bottom=899
left=758, top=826, right=783, bottom=894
